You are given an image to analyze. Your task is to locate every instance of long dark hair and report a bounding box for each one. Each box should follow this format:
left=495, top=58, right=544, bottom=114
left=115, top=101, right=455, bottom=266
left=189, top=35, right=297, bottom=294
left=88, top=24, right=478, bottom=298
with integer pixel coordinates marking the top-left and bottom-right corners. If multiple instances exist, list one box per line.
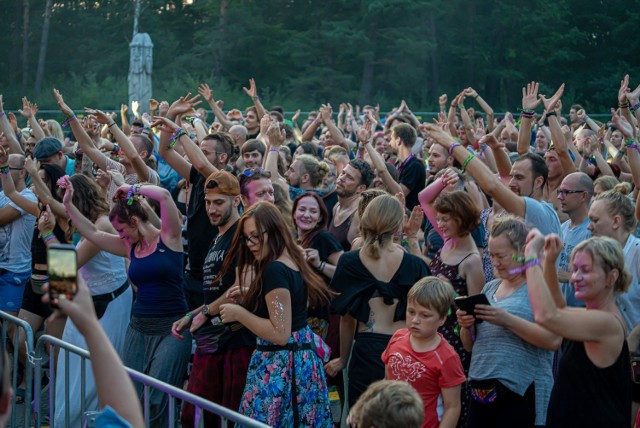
left=40, top=164, right=66, bottom=202
left=291, top=192, right=329, bottom=248
left=217, top=202, right=332, bottom=313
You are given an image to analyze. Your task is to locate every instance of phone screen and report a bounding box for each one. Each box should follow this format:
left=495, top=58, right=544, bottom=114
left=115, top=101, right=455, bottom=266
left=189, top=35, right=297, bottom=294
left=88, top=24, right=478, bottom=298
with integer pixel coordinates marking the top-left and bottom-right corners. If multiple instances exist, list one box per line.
left=47, top=244, right=78, bottom=303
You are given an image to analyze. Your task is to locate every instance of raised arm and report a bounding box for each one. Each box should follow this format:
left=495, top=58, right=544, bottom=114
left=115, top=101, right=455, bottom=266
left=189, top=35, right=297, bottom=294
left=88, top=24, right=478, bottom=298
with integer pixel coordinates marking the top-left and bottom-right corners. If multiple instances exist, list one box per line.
left=361, top=116, right=403, bottom=195
left=518, top=81, right=542, bottom=155
left=612, top=109, right=640, bottom=188
left=524, top=229, right=624, bottom=347
left=24, top=157, right=67, bottom=218
left=465, top=87, right=494, bottom=132
left=53, top=89, right=110, bottom=171
left=198, top=83, right=233, bottom=130
left=18, top=97, right=45, bottom=141
left=62, top=176, right=129, bottom=257
left=154, top=116, right=193, bottom=179
left=418, top=169, right=459, bottom=239
left=0, top=147, right=39, bottom=217
left=618, top=75, right=635, bottom=127
left=322, top=104, right=355, bottom=150
left=626, top=79, right=640, bottom=125
left=0, top=96, right=24, bottom=154
left=242, top=78, right=268, bottom=119
left=264, top=117, right=288, bottom=189
left=425, top=124, right=526, bottom=218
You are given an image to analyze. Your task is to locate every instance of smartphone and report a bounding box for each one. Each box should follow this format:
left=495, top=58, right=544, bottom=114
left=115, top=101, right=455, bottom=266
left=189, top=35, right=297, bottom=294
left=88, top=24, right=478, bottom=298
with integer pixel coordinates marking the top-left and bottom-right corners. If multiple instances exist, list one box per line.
left=47, top=244, right=78, bottom=306
left=454, top=293, right=491, bottom=323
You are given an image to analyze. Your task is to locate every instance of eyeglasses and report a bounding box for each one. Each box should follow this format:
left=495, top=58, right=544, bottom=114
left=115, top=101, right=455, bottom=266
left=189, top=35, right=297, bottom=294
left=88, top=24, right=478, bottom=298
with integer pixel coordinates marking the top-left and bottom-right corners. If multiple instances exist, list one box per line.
left=557, top=189, right=586, bottom=197
left=243, top=232, right=266, bottom=246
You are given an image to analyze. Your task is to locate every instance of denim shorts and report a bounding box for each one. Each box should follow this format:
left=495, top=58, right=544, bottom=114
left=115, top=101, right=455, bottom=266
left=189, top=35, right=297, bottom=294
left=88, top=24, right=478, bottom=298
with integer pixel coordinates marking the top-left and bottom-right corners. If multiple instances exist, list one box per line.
left=0, top=269, right=31, bottom=312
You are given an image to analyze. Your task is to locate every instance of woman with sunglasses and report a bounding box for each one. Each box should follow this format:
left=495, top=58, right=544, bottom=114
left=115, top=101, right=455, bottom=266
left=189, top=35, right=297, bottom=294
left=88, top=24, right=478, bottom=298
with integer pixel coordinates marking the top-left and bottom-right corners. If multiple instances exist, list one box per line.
left=62, top=180, right=191, bottom=427
left=216, top=201, right=333, bottom=427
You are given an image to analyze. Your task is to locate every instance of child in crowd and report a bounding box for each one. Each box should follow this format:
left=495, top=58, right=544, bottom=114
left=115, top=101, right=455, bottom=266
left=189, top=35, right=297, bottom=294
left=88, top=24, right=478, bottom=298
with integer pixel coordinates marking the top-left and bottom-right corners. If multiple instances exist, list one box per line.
left=382, top=277, right=466, bottom=428
left=347, top=379, right=424, bottom=428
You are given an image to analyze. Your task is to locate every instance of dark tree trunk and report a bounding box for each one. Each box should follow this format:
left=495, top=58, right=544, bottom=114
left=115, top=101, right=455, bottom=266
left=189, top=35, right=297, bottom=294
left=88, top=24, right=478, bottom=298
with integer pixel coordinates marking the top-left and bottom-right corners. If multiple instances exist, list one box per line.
left=215, top=0, right=228, bottom=85
left=22, top=0, right=30, bottom=88
left=34, top=0, right=53, bottom=93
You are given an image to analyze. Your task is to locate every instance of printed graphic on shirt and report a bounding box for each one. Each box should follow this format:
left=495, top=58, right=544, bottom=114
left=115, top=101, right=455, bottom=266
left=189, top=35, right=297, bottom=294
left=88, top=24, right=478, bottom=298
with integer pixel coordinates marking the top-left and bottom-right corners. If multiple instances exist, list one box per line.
left=387, top=352, right=427, bottom=382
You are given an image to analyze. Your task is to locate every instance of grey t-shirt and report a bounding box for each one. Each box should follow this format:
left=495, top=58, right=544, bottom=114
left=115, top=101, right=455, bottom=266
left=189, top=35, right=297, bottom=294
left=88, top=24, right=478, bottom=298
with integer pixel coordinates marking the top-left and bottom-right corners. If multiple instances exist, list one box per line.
left=524, top=197, right=562, bottom=236
left=469, top=279, right=554, bottom=425
left=559, top=219, right=591, bottom=308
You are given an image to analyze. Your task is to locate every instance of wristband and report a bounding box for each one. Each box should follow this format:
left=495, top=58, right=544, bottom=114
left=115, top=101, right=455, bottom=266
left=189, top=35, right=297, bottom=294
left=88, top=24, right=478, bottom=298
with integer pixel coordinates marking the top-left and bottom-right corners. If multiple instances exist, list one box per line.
left=108, top=122, right=117, bottom=128
left=42, top=231, right=55, bottom=243
left=168, top=128, right=187, bottom=148
left=546, top=111, right=557, bottom=117
left=61, top=115, right=77, bottom=128
left=318, top=261, right=326, bottom=272
left=509, top=257, right=540, bottom=275
left=0, top=165, right=9, bottom=175
left=461, top=154, right=474, bottom=172
left=185, top=312, right=194, bottom=320
left=269, top=147, right=280, bottom=152
left=448, top=142, right=461, bottom=155
left=630, top=102, right=640, bottom=113
left=520, top=109, right=535, bottom=118
left=251, top=96, right=260, bottom=101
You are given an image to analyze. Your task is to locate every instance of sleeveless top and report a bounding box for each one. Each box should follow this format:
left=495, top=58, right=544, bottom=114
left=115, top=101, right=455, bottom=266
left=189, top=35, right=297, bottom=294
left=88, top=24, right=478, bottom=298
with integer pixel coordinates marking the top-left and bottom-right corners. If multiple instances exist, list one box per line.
left=31, top=222, right=67, bottom=272
left=128, top=238, right=187, bottom=318
left=429, top=250, right=475, bottom=366
left=546, top=337, right=632, bottom=427
left=79, top=244, right=128, bottom=296
left=329, top=213, right=353, bottom=252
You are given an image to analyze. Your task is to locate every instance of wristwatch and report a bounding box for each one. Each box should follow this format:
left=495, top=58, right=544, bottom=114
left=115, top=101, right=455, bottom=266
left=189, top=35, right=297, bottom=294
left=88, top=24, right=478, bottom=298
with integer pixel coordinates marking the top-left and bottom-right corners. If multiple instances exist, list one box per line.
left=201, top=304, right=213, bottom=319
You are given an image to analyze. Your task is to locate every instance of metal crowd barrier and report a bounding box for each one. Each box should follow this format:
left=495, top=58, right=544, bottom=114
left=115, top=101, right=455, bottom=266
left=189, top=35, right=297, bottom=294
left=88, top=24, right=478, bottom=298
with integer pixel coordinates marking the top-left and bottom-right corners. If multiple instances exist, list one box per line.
left=0, top=311, right=34, bottom=428
left=34, top=334, right=270, bottom=428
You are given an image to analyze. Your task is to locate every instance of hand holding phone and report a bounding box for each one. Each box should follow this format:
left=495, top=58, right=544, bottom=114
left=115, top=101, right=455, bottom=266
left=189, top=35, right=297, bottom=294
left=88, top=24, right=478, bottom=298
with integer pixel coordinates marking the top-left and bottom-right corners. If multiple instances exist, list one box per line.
left=47, top=244, right=78, bottom=307
left=454, top=293, right=491, bottom=323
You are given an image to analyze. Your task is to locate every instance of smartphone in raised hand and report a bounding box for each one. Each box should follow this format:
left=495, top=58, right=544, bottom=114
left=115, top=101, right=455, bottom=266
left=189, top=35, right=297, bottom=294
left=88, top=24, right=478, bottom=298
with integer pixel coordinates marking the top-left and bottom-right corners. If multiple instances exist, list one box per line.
left=47, top=244, right=78, bottom=307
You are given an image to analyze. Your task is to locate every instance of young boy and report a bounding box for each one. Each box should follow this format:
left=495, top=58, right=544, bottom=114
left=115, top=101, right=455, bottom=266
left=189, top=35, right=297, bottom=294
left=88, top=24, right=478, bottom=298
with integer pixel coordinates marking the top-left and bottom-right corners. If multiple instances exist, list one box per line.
left=382, top=277, right=465, bottom=428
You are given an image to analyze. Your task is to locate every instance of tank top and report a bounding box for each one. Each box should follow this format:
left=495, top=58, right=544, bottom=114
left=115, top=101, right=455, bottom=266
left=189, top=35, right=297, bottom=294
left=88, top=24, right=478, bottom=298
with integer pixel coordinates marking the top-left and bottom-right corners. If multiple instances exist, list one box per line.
left=31, top=222, right=67, bottom=268
left=328, top=213, right=353, bottom=252
left=128, top=238, right=187, bottom=318
left=546, top=338, right=632, bottom=427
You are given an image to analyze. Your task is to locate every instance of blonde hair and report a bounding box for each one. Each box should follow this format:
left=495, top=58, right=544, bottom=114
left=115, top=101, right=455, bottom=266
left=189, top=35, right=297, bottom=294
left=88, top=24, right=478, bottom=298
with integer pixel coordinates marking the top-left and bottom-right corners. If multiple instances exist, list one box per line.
left=595, top=189, right=637, bottom=233
left=571, top=236, right=631, bottom=293
left=46, top=119, right=65, bottom=142
left=593, top=175, right=619, bottom=192
left=408, top=277, right=455, bottom=318
left=357, top=188, right=387, bottom=218
left=360, top=194, right=403, bottom=258
left=349, top=380, right=424, bottom=428
left=490, top=214, right=530, bottom=253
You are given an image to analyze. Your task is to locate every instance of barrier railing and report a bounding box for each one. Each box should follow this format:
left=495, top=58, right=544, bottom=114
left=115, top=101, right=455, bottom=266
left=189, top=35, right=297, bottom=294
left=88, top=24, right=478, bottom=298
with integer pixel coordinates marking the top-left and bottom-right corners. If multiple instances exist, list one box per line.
left=34, top=334, right=270, bottom=428
left=0, top=311, right=34, bottom=428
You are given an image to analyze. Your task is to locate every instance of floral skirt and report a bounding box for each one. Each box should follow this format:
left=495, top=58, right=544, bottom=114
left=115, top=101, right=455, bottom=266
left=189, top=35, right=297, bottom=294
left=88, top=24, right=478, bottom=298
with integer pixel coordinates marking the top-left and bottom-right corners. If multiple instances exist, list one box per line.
left=238, top=325, right=332, bottom=428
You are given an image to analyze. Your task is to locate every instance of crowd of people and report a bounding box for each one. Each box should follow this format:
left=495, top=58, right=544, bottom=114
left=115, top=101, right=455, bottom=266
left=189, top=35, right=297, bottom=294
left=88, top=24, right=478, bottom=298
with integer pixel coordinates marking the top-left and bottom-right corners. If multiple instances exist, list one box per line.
left=1, top=74, right=640, bottom=428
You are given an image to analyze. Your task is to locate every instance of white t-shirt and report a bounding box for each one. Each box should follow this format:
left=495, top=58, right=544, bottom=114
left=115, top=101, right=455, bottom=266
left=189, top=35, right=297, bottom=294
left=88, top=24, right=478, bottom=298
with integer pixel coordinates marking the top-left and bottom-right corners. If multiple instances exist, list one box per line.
left=0, top=189, right=37, bottom=272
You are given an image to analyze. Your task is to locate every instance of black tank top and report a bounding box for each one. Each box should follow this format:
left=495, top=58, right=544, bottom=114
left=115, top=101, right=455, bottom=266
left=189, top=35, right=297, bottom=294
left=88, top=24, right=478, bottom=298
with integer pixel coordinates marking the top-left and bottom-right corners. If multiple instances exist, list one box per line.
left=328, top=213, right=353, bottom=252
left=547, top=337, right=631, bottom=427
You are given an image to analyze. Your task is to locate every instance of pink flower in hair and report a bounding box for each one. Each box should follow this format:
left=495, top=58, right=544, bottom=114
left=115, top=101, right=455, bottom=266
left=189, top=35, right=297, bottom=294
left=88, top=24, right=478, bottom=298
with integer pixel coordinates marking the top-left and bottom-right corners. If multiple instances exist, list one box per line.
left=56, top=175, right=70, bottom=189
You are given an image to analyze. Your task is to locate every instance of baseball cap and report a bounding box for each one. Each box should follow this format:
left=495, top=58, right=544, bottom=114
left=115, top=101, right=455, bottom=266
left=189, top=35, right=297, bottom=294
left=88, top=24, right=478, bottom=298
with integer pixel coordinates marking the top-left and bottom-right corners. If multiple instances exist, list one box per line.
left=204, top=171, right=240, bottom=196
left=33, top=137, right=62, bottom=160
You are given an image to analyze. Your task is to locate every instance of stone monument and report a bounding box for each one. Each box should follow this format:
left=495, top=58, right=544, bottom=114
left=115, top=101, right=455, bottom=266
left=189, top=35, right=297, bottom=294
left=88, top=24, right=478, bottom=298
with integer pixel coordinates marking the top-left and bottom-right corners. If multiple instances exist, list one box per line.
left=128, top=33, right=153, bottom=116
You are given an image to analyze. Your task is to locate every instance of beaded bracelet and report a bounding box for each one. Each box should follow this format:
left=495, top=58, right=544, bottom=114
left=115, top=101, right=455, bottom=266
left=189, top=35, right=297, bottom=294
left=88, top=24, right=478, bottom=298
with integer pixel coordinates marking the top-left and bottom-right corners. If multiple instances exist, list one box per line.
left=61, top=115, right=76, bottom=128
left=42, top=231, right=56, bottom=243
left=461, top=154, right=474, bottom=172
left=269, top=147, right=280, bottom=152
left=630, top=102, right=640, bottom=113
left=185, top=312, right=194, bottom=320
left=0, top=165, right=9, bottom=175
left=521, top=109, right=535, bottom=118
left=168, top=128, right=187, bottom=148
left=448, top=142, right=461, bottom=155
left=620, top=102, right=630, bottom=109
left=126, top=184, right=141, bottom=205
left=184, top=115, right=199, bottom=125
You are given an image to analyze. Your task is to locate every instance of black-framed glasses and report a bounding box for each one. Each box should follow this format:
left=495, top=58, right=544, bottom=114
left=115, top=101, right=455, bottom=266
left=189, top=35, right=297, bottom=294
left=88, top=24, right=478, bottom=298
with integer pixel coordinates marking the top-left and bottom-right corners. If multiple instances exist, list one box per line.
left=243, top=232, right=266, bottom=246
left=557, top=189, right=586, bottom=197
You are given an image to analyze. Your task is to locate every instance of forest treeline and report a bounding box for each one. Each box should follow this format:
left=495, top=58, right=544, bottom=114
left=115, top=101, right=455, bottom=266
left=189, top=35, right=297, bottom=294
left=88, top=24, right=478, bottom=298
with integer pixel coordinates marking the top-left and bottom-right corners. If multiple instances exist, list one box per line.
left=1, top=0, right=638, bottom=115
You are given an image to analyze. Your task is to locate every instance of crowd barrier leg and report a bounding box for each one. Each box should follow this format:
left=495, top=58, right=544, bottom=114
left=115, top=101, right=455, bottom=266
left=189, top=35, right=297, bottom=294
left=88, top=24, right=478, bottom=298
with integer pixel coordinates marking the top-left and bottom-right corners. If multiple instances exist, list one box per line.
left=0, top=311, right=34, bottom=428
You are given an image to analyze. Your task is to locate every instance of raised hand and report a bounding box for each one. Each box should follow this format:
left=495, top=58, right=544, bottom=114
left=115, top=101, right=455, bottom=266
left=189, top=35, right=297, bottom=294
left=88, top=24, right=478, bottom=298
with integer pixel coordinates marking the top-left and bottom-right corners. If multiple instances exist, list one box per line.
left=24, top=156, right=40, bottom=175
left=266, top=120, right=286, bottom=147
left=356, top=118, right=372, bottom=143
left=84, top=108, right=113, bottom=125
left=291, top=109, right=301, bottom=122
left=120, top=103, right=128, bottom=117
left=8, top=113, right=18, bottom=134
left=540, top=83, right=565, bottom=113
left=242, top=78, right=258, bottom=99
left=611, top=108, right=635, bottom=139
left=38, top=119, right=50, bottom=135
left=442, top=168, right=460, bottom=189
left=168, top=93, right=202, bottom=118
left=618, top=74, right=630, bottom=104
left=150, top=116, right=180, bottom=134
left=61, top=176, right=74, bottom=206
left=439, top=94, right=448, bottom=105
left=198, top=83, right=214, bottom=103
left=576, top=109, right=587, bottom=122
left=38, top=204, right=56, bottom=235
left=404, top=205, right=424, bottom=237
left=158, top=101, right=170, bottom=117
left=627, top=81, right=640, bottom=104
left=320, top=104, right=333, bottom=123
left=346, top=103, right=354, bottom=118
left=521, top=81, right=542, bottom=111
left=473, top=118, right=486, bottom=141
left=149, top=98, right=159, bottom=114
left=543, top=234, right=564, bottom=264
left=53, top=89, right=74, bottom=117
left=480, top=133, right=504, bottom=150
left=18, top=97, right=35, bottom=119
left=464, top=87, right=478, bottom=98
left=339, top=103, right=346, bottom=116
left=524, top=228, right=545, bottom=259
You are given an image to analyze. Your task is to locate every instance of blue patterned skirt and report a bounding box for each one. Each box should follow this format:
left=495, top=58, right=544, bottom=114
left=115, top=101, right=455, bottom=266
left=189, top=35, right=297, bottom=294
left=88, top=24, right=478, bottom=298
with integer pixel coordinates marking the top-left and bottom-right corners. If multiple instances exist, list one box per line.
left=237, top=325, right=332, bottom=427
